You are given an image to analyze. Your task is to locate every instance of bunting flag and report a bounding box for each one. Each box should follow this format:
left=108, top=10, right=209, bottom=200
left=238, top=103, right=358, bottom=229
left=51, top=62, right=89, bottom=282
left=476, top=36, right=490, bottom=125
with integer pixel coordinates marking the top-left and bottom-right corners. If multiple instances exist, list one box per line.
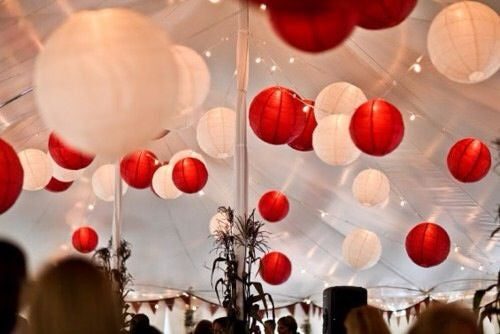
left=148, top=300, right=159, bottom=314
left=387, top=311, right=393, bottom=323
left=287, top=304, right=296, bottom=316
left=165, top=298, right=176, bottom=311
left=209, top=303, right=219, bottom=316
left=300, top=302, right=310, bottom=315
left=131, top=302, right=142, bottom=313
left=396, top=316, right=401, bottom=327
left=312, top=304, right=317, bottom=316
left=405, top=308, right=411, bottom=324
left=414, top=303, right=421, bottom=317
left=180, top=294, right=191, bottom=306
left=424, top=297, right=430, bottom=308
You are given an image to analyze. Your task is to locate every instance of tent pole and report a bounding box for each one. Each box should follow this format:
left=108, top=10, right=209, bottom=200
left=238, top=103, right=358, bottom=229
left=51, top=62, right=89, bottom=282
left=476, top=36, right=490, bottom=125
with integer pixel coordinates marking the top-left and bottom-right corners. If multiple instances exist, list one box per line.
left=112, top=161, right=123, bottom=270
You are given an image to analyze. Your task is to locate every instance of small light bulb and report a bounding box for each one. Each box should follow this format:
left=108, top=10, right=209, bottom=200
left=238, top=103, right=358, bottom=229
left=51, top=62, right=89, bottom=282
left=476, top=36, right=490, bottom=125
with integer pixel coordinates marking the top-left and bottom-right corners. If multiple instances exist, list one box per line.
left=454, top=246, right=459, bottom=253
left=320, top=211, right=327, bottom=218
left=209, top=0, right=221, bottom=3
left=478, top=265, right=484, bottom=271
left=409, top=113, right=416, bottom=121
left=324, top=282, right=328, bottom=288
left=302, top=105, right=310, bottom=112
left=255, top=57, right=262, bottom=64
left=400, top=200, right=406, bottom=207
left=204, top=50, right=211, bottom=58
left=87, top=204, right=95, bottom=211
left=260, top=3, right=267, bottom=10
left=198, top=190, right=205, bottom=197
left=301, top=269, right=306, bottom=274
left=412, top=63, right=422, bottom=73
left=270, top=65, right=277, bottom=72
left=460, top=266, right=465, bottom=271
left=289, top=57, right=295, bottom=64
left=155, top=304, right=159, bottom=309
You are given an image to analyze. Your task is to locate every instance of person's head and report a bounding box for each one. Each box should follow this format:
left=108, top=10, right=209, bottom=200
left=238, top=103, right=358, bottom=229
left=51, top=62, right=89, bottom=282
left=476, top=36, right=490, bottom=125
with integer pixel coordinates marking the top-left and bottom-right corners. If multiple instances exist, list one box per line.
left=277, top=316, right=297, bottom=334
left=264, top=319, right=276, bottom=334
left=130, top=314, right=150, bottom=334
left=29, top=257, right=121, bottom=334
left=194, top=320, right=213, bottom=334
left=213, top=317, right=228, bottom=334
left=344, top=305, right=390, bottom=334
left=408, top=303, right=479, bottom=334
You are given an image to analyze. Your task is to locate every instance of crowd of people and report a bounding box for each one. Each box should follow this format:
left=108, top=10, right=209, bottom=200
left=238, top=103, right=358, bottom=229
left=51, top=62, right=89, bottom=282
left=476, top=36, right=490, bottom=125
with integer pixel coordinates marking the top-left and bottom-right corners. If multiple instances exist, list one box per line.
left=0, top=239, right=486, bottom=334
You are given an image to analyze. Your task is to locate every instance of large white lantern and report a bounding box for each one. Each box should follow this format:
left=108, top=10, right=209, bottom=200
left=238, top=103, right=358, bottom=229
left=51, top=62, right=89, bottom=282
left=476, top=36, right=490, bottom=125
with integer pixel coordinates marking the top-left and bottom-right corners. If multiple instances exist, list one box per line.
left=49, top=156, right=84, bottom=182
left=427, top=1, right=500, bottom=84
left=196, top=107, right=236, bottom=159
left=151, top=164, right=181, bottom=199
left=34, top=9, right=178, bottom=159
left=342, top=229, right=382, bottom=270
left=209, top=212, right=231, bottom=236
left=18, top=149, right=53, bottom=191
left=314, top=82, right=367, bottom=120
left=312, top=114, right=361, bottom=166
left=92, top=164, right=128, bottom=202
left=352, top=169, right=390, bottom=207
left=169, top=149, right=206, bottom=166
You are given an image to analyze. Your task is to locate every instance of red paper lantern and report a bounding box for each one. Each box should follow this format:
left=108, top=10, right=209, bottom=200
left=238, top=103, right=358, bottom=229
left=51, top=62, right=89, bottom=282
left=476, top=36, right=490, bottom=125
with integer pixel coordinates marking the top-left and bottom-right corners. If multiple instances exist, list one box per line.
left=45, top=177, right=73, bottom=192
left=356, top=0, right=417, bottom=30
left=120, top=150, right=159, bottom=189
left=258, top=190, right=289, bottom=222
left=0, top=139, right=23, bottom=214
left=288, top=99, right=317, bottom=151
left=172, top=157, right=208, bottom=194
left=48, top=132, right=95, bottom=170
left=349, top=99, right=404, bottom=156
left=260, top=251, right=292, bottom=285
left=72, top=226, right=99, bottom=254
left=447, top=138, right=491, bottom=183
left=249, top=86, right=306, bottom=145
left=405, top=222, right=450, bottom=268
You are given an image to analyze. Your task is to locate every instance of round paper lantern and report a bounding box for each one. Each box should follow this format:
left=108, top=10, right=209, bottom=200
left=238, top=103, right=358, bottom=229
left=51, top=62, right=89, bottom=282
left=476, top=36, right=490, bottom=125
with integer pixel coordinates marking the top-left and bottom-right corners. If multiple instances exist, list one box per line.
left=350, top=99, right=404, bottom=156
left=172, top=157, right=208, bottom=194
left=258, top=190, right=289, bottom=222
left=196, top=107, right=236, bottom=159
left=151, top=164, right=182, bottom=199
left=352, top=169, right=390, bottom=207
left=72, top=226, right=98, bottom=253
left=427, top=2, right=499, bottom=84
left=49, top=155, right=84, bottom=182
left=0, top=139, right=23, bottom=214
left=356, top=0, right=417, bottom=30
left=209, top=212, right=231, bottom=236
left=314, top=82, right=367, bottom=120
left=405, top=222, right=450, bottom=268
left=48, top=132, right=94, bottom=170
left=260, top=251, right=292, bottom=285
left=18, top=149, right=53, bottom=191
left=288, top=99, right=317, bottom=152
left=92, top=164, right=129, bottom=202
left=249, top=86, right=306, bottom=145
left=447, top=138, right=491, bottom=183
left=169, top=150, right=206, bottom=166
left=45, top=177, right=73, bottom=192
left=34, top=9, right=178, bottom=159
left=312, top=114, right=361, bottom=166
left=120, top=150, right=160, bottom=189
left=342, top=229, right=382, bottom=270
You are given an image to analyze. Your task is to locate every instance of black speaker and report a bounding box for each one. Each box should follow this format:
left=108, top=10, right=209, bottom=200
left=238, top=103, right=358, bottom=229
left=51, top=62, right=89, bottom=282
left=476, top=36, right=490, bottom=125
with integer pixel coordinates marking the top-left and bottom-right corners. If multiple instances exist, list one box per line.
left=323, top=286, right=367, bottom=334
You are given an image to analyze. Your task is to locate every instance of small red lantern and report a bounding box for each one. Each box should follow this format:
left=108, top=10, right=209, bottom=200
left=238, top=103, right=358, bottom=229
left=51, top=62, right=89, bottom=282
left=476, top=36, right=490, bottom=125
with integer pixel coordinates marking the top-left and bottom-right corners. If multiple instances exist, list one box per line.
left=260, top=251, right=292, bottom=285
left=72, top=226, right=99, bottom=254
left=447, top=138, right=491, bottom=183
left=356, top=0, right=418, bottom=30
left=249, top=86, right=306, bottom=145
left=45, top=177, right=73, bottom=192
left=172, top=157, right=208, bottom=194
left=288, top=99, right=317, bottom=151
left=405, top=222, right=450, bottom=268
left=258, top=190, right=289, bottom=222
left=120, top=150, right=160, bottom=189
left=48, top=132, right=95, bottom=170
left=0, top=139, right=23, bottom=214
left=350, top=99, right=404, bottom=156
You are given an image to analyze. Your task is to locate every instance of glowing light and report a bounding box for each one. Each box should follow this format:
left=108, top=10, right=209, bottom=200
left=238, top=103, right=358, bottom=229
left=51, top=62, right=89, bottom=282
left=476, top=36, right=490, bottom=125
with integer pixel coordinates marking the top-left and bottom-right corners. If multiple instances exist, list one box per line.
left=270, top=65, right=277, bottom=72
left=198, top=190, right=205, bottom=197
left=260, top=3, right=267, bottom=10
left=255, top=57, right=262, bottom=64
left=409, top=113, right=416, bottom=121
left=478, top=265, right=484, bottom=271
left=400, top=200, right=406, bottom=207
left=204, top=50, right=211, bottom=58
left=87, top=204, right=95, bottom=211
left=302, top=105, right=310, bottom=112
left=301, top=269, right=306, bottom=274
left=460, top=266, right=465, bottom=271
left=208, top=0, right=221, bottom=3
left=412, top=63, right=422, bottom=73
left=289, top=57, right=295, bottom=64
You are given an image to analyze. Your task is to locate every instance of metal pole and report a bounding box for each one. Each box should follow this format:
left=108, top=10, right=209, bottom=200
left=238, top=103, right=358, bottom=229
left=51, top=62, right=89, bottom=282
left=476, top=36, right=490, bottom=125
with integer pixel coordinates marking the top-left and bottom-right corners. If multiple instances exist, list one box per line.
left=112, top=161, right=123, bottom=270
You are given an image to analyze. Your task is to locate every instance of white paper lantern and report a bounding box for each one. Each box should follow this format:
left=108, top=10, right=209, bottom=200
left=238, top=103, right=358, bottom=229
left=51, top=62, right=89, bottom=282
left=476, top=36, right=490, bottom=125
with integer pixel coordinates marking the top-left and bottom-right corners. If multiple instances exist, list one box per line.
left=342, top=229, right=382, bottom=270
left=314, top=82, right=367, bottom=121
left=169, top=149, right=206, bottom=166
left=49, top=155, right=84, bottom=182
left=209, top=212, right=231, bottom=236
left=312, top=114, right=361, bottom=166
left=196, top=107, right=236, bottom=159
left=34, top=9, right=178, bottom=159
left=352, top=169, right=390, bottom=207
left=18, top=149, right=53, bottom=191
left=427, top=1, right=500, bottom=84
left=92, top=164, right=128, bottom=202
left=151, top=164, right=181, bottom=199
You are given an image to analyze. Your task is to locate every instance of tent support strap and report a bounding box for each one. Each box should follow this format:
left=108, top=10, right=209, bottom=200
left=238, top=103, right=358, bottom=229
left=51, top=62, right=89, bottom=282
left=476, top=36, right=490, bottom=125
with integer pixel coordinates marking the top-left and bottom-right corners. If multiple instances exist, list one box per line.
left=112, top=161, right=123, bottom=270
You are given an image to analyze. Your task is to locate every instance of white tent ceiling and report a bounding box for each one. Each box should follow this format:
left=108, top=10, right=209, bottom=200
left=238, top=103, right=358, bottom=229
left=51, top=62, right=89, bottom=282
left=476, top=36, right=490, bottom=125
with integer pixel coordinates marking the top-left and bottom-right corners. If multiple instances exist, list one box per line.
left=0, top=0, right=499, bottom=307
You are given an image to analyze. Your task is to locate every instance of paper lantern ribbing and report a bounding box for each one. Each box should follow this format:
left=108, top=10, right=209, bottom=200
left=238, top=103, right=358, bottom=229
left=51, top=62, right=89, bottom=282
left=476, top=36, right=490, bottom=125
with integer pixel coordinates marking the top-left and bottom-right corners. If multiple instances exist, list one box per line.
left=260, top=251, right=292, bottom=285
left=258, top=190, right=290, bottom=223
left=92, top=164, right=129, bottom=202
left=151, top=164, right=182, bottom=199
left=34, top=9, right=178, bottom=159
left=405, top=222, right=450, bottom=268
left=312, top=114, right=361, bottom=166
left=120, top=150, right=160, bottom=189
left=249, top=86, right=306, bottom=145
left=342, top=229, right=382, bottom=270
left=314, top=82, right=367, bottom=120
left=18, top=149, right=53, bottom=191
left=172, top=157, right=208, bottom=194
left=49, top=156, right=84, bottom=182
left=169, top=150, right=206, bottom=166
left=352, top=169, right=390, bottom=207
left=48, top=132, right=94, bottom=170
left=350, top=99, right=404, bottom=156
left=72, top=226, right=99, bottom=253
left=209, top=212, right=231, bottom=236
left=288, top=100, right=317, bottom=152
left=45, top=177, right=73, bottom=192
left=427, top=2, right=499, bottom=84
left=0, top=139, right=23, bottom=214
left=447, top=138, right=491, bottom=183
left=356, top=0, right=417, bottom=30
left=196, top=107, right=236, bottom=159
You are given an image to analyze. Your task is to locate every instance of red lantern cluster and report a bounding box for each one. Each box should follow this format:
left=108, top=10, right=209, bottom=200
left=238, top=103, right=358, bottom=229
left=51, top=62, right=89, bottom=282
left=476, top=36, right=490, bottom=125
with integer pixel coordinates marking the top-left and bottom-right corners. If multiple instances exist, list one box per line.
left=72, top=226, right=99, bottom=254
left=0, top=139, right=23, bottom=214
left=260, top=251, right=292, bottom=285
left=120, top=150, right=160, bottom=189
left=172, top=157, right=208, bottom=194
left=45, top=177, right=73, bottom=192
left=349, top=98, right=404, bottom=156
left=405, top=222, right=450, bottom=268
left=48, top=132, right=95, bottom=170
left=258, top=190, right=289, bottom=222
left=447, top=138, right=491, bottom=183
left=288, top=99, right=317, bottom=152
left=355, top=0, right=418, bottom=30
